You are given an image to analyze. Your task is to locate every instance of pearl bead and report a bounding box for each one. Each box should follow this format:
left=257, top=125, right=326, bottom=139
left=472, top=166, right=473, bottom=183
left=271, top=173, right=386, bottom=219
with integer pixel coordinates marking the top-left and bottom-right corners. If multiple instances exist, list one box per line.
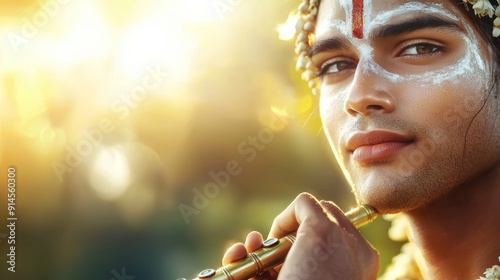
left=494, top=17, right=500, bottom=26
left=296, top=55, right=308, bottom=70
left=302, top=70, right=314, bottom=81
left=306, top=60, right=313, bottom=69
left=493, top=27, right=500, bottom=37
left=304, top=22, right=314, bottom=32
left=297, top=32, right=308, bottom=42
left=295, top=42, right=308, bottom=54
left=299, top=2, right=308, bottom=14
left=304, top=14, right=315, bottom=23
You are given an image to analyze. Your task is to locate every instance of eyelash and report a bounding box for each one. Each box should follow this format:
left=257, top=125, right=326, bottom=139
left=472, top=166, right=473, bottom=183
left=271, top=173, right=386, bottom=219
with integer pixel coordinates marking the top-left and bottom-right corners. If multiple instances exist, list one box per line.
left=398, top=42, right=443, bottom=57
left=317, top=59, right=356, bottom=77
left=316, top=42, right=444, bottom=78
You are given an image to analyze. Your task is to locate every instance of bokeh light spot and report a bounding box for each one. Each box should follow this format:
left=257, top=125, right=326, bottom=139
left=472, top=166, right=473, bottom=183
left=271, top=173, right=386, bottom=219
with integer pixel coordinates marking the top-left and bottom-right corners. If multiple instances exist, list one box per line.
left=89, top=147, right=131, bottom=201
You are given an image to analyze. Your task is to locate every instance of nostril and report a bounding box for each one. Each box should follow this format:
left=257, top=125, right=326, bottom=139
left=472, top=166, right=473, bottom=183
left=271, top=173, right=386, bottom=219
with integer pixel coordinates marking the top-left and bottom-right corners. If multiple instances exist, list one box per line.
left=344, top=93, right=395, bottom=116
left=366, top=105, right=384, bottom=111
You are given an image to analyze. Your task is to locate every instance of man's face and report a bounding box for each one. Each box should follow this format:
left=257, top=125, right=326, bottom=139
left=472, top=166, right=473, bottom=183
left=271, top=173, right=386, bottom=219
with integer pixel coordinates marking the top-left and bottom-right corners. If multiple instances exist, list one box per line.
left=312, top=0, right=500, bottom=213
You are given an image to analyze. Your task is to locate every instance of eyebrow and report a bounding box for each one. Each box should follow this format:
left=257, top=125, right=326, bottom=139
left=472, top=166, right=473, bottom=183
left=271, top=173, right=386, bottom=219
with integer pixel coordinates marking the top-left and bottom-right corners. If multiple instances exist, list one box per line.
left=372, top=16, right=463, bottom=38
left=308, top=16, right=463, bottom=57
left=308, top=37, right=350, bottom=57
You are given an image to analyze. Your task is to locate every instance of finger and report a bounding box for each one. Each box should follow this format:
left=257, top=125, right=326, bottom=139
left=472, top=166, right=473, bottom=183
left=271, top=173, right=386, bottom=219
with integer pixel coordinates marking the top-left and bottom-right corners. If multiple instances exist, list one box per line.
left=268, top=192, right=332, bottom=239
left=222, top=231, right=265, bottom=266
left=245, top=231, right=264, bottom=252
left=222, top=242, right=248, bottom=265
left=319, top=201, right=357, bottom=232
left=245, top=231, right=278, bottom=279
left=319, top=200, right=378, bottom=266
left=252, top=268, right=278, bottom=280
left=319, top=201, right=372, bottom=243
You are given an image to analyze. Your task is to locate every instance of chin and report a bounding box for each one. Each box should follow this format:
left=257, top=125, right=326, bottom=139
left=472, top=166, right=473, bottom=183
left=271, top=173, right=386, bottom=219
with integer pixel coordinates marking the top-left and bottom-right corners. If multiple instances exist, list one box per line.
left=351, top=172, right=449, bottom=214
left=355, top=186, right=419, bottom=214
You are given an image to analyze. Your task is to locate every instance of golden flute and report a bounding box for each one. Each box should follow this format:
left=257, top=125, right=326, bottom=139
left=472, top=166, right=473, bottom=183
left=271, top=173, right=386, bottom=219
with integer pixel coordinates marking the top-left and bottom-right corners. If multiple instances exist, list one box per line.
left=183, top=204, right=377, bottom=280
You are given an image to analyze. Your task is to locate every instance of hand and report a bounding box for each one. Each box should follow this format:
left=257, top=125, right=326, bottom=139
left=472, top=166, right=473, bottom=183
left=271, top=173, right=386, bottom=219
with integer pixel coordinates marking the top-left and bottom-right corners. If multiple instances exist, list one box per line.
left=222, top=193, right=379, bottom=280
left=222, top=231, right=279, bottom=280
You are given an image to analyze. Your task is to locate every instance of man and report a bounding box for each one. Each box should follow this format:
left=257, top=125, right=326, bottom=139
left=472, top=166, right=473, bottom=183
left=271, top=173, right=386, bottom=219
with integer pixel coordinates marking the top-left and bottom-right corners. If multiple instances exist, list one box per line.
left=223, top=0, right=500, bottom=279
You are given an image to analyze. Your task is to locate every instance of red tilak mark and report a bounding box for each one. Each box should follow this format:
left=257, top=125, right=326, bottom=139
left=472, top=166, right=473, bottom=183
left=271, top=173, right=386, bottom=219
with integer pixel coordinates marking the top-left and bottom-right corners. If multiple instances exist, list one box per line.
left=352, top=0, right=364, bottom=39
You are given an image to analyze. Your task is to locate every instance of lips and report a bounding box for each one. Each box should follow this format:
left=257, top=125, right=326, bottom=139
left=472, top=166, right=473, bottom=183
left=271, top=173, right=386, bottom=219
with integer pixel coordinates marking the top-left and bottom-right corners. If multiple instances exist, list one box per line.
left=346, top=130, right=414, bottom=163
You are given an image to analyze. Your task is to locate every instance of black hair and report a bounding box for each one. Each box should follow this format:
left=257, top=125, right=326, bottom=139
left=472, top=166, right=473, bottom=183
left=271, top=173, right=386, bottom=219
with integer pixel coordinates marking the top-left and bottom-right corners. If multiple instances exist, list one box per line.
left=458, top=0, right=500, bottom=67
left=456, top=1, right=500, bottom=160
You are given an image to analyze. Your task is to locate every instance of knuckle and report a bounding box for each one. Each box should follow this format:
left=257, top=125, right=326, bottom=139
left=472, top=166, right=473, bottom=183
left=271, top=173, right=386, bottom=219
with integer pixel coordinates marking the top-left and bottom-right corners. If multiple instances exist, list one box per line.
left=295, top=192, right=316, bottom=203
left=248, top=230, right=262, bottom=237
left=319, top=200, right=341, bottom=212
left=270, top=215, right=281, bottom=228
left=295, top=192, right=321, bottom=210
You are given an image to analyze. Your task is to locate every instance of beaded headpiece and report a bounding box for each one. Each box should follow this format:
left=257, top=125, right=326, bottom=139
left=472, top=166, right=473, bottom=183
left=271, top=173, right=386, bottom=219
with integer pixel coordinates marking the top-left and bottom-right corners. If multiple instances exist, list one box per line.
left=291, top=0, right=500, bottom=95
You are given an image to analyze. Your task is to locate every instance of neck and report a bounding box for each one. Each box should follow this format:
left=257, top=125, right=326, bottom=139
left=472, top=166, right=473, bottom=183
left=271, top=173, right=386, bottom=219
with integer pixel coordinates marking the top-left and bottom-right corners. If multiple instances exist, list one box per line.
left=405, top=162, right=500, bottom=280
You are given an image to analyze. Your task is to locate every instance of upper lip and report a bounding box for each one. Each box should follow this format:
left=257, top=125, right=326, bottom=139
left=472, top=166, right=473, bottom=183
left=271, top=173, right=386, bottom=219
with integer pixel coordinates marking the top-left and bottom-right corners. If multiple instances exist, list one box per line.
left=346, top=130, right=414, bottom=152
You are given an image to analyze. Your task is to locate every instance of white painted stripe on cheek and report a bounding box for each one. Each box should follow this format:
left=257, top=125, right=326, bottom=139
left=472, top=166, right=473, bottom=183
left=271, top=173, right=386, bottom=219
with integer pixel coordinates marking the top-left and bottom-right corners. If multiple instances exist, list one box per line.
left=359, top=2, right=486, bottom=86
left=322, top=2, right=490, bottom=93
left=363, top=45, right=477, bottom=85
left=360, top=27, right=488, bottom=85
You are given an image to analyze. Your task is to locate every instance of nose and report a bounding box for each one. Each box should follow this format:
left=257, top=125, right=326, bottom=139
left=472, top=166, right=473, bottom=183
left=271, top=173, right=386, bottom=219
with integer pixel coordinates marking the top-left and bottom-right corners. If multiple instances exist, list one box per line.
left=344, top=62, right=396, bottom=116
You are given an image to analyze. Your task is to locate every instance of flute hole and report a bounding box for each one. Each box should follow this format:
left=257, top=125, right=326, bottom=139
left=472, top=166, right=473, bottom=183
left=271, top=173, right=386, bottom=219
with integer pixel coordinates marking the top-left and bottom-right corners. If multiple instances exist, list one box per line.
left=263, top=238, right=279, bottom=248
left=198, top=268, right=216, bottom=278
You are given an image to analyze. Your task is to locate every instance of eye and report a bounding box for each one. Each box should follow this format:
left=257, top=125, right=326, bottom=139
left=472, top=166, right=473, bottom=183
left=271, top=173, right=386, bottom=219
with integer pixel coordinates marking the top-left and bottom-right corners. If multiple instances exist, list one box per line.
left=399, top=43, right=442, bottom=57
left=318, top=59, right=357, bottom=77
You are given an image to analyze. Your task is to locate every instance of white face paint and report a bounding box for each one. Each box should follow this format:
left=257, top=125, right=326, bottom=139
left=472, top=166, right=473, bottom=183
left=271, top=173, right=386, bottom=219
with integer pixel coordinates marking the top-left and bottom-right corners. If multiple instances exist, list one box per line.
left=337, top=0, right=352, bottom=34
left=320, top=1, right=488, bottom=86
left=316, top=0, right=500, bottom=213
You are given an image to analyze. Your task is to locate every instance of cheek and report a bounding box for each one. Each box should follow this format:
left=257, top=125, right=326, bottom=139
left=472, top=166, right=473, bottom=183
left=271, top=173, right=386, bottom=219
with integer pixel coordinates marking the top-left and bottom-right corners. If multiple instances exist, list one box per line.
left=319, top=89, right=348, bottom=151
left=398, top=76, right=491, bottom=147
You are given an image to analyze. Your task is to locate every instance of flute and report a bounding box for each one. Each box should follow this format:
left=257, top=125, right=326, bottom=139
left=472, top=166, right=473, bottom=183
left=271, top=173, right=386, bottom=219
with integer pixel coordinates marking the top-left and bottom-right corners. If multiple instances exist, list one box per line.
left=181, top=204, right=378, bottom=280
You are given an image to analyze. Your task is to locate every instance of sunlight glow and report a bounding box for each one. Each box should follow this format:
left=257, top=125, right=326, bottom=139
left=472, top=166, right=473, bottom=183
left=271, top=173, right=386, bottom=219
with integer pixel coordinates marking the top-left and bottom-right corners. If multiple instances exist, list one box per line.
left=116, top=17, right=196, bottom=80
left=40, top=1, right=112, bottom=64
left=278, top=12, right=300, bottom=41
left=166, top=0, right=221, bottom=23
left=89, top=147, right=131, bottom=201
left=271, top=106, right=289, bottom=119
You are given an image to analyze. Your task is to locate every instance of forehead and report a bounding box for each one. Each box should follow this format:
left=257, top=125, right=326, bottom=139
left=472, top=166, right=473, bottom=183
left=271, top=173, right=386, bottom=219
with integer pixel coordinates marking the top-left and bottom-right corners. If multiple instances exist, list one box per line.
left=315, top=0, right=466, bottom=39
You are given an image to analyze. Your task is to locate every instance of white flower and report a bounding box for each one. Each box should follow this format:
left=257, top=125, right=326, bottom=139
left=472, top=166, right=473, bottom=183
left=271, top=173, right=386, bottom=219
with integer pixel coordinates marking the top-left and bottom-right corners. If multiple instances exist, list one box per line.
left=478, top=258, right=500, bottom=280
left=464, top=0, right=500, bottom=36
left=385, top=214, right=412, bottom=242
left=494, top=26, right=500, bottom=38
left=472, top=0, right=496, bottom=17
left=493, top=6, right=500, bottom=37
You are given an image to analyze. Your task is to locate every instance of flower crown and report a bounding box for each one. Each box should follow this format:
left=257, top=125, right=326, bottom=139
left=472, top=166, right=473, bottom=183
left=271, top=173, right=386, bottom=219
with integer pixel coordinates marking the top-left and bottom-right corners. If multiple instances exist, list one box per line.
left=291, top=0, right=500, bottom=95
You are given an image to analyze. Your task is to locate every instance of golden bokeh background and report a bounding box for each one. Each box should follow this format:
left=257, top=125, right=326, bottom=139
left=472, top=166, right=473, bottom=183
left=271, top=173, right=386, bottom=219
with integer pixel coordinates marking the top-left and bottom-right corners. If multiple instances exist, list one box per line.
left=0, top=0, right=401, bottom=279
